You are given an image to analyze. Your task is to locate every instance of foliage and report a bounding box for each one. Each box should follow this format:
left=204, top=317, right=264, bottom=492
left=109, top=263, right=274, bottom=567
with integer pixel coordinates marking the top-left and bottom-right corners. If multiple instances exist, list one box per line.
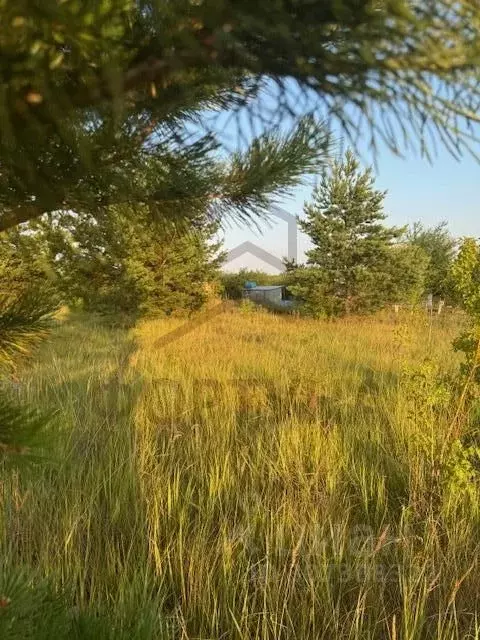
left=451, top=238, right=480, bottom=374
left=0, top=10, right=331, bottom=235
left=438, top=238, right=480, bottom=504
left=407, top=221, right=457, bottom=300
left=0, top=561, right=167, bottom=640
left=451, top=238, right=480, bottom=318
left=38, top=206, right=222, bottom=317
left=380, top=244, right=430, bottom=306
left=0, top=231, right=58, bottom=467
left=291, top=150, right=426, bottom=316
left=0, top=1, right=480, bottom=232
left=451, top=239, right=480, bottom=387
left=0, top=235, right=57, bottom=352
left=285, top=266, right=339, bottom=317
left=443, top=439, right=480, bottom=506
left=393, top=241, right=480, bottom=513
left=0, top=226, right=57, bottom=299
left=0, top=294, right=55, bottom=372
left=0, top=564, right=69, bottom=640
left=0, top=230, right=58, bottom=366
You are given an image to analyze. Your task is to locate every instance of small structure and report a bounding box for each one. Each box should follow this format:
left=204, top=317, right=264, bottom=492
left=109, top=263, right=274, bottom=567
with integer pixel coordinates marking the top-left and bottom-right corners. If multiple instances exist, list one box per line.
left=243, top=285, right=284, bottom=306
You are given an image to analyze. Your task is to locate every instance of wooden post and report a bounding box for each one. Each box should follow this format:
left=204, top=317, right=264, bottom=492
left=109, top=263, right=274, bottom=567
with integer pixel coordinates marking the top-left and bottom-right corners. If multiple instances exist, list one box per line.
left=426, top=293, right=433, bottom=315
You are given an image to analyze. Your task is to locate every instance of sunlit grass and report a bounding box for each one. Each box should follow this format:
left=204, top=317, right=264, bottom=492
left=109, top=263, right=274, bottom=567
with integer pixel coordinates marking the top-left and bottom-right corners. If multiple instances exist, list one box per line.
left=2, top=307, right=479, bottom=639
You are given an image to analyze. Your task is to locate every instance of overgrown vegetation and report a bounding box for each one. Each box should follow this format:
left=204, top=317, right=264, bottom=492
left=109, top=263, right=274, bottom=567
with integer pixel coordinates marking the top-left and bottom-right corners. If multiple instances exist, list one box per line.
left=38, top=206, right=223, bottom=318
left=1, top=0, right=480, bottom=637
left=4, top=307, right=480, bottom=639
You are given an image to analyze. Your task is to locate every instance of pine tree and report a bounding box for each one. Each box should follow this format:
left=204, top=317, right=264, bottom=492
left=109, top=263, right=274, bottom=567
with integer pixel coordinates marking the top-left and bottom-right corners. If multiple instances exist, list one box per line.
left=0, top=261, right=57, bottom=464
left=0, top=1, right=479, bottom=233
left=294, top=151, right=423, bottom=315
left=37, top=205, right=222, bottom=318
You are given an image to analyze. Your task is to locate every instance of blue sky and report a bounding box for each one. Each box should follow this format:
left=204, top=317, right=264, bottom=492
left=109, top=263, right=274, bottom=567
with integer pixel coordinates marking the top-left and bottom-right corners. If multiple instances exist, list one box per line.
left=221, top=143, right=480, bottom=273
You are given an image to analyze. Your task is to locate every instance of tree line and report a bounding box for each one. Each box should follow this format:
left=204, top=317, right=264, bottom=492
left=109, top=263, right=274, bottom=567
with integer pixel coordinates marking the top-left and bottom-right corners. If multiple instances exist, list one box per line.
left=0, top=147, right=472, bottom=320
left=285, top=151, right=460, bottom=317
left=202, top=150, right=465, bottom=318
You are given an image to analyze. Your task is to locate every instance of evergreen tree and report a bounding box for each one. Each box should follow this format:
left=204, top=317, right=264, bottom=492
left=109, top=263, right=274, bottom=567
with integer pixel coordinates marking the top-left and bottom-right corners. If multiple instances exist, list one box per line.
left=293, top=151, right=424, bottom=315
left=407, top=221, right=457, bottom=300
left=451, top=238, right=480, bottom=316
left=37, top=205, right=222, bottom=317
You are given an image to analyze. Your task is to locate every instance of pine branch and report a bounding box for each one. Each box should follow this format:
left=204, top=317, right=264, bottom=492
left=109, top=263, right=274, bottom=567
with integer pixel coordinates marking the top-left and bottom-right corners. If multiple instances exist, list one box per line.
left=4, top=0, right=479, bottom=155
left=1, top=1, right=480, bottom=233
left=0, top=393, right=53, bottom=467
left=0, top=119, right=330, bottom=233
left=212, top=118, right=332, bottom=222
left=0, top=294, right=56, bottom=371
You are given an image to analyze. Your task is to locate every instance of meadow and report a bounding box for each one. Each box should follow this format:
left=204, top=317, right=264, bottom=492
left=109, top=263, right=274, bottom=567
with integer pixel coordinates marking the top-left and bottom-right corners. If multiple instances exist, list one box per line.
left=3, top=307, right=480, bottom=639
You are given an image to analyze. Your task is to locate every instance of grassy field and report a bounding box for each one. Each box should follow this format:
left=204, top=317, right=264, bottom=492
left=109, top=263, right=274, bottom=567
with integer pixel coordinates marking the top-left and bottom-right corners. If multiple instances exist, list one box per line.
left=3, top=307, right=480, bottom=639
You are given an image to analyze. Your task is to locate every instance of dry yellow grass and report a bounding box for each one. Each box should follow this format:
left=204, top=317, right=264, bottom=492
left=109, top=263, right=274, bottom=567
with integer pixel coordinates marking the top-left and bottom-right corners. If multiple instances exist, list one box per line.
left=3, top=307, right=477, bottom=639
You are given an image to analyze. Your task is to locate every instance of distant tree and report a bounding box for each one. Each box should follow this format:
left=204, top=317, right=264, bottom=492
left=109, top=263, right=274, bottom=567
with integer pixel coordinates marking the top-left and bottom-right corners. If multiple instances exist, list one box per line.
left=451, top=238, right=480, bottom=316
left=407, top=222, right=457, bottom=300
left=379, top=244, right=430, bottom=307
left=289, top=244, right=429, bottom=317
left=39, top=206, right=222, bottom=317
left=292, top=151, right=424, bottom=315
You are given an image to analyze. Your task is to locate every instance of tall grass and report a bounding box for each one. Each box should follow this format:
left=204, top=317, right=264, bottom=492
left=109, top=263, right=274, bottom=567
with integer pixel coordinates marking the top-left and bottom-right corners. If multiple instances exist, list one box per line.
left=2, top=308, right=480, bottom=639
